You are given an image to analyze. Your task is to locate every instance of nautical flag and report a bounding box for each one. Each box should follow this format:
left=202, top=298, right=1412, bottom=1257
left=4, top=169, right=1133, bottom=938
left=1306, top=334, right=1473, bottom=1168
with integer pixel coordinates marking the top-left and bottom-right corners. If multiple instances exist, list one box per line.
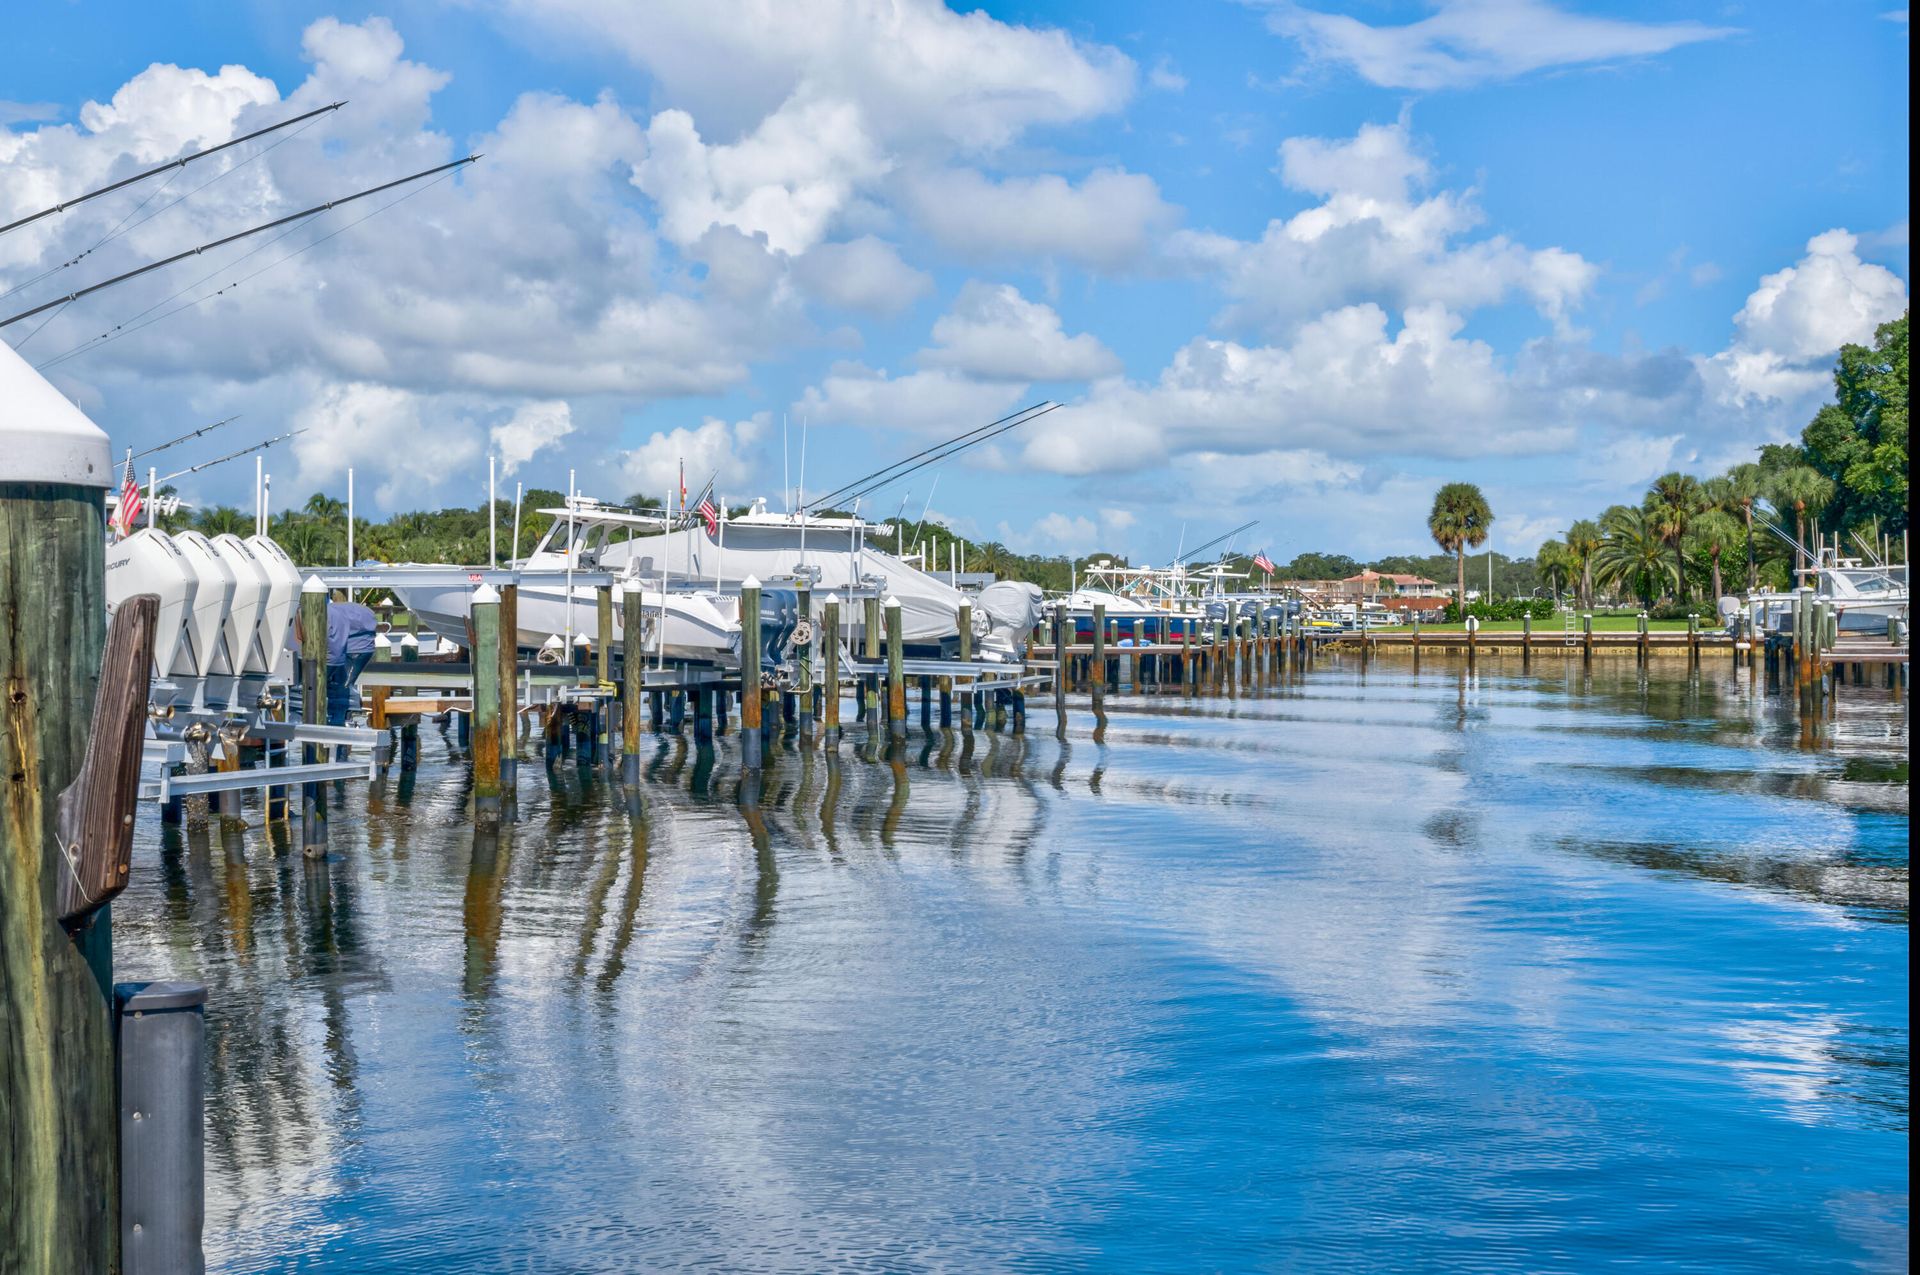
left=678, top=459, right=686, bottom=512
left=1253, top=551, right=1276, bottom=575
left=114, top=451, right=143, bottom=539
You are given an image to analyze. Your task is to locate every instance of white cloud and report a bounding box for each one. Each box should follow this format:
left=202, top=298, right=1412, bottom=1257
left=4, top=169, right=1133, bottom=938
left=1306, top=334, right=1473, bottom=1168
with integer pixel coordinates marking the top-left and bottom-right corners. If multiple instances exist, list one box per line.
left=1175, top=118, right=1597, bottom=335
left=1021, top=302, right=1596, bottom=477
left=1148, top=58, right=1188, bottom=92
left=921, top=282, right=1120, bottom=382
left=998, top=507, right=1137, bottom=556
left=797, top=363, right=1030, bottom=434
left=1262, top=0, right=1736, bottom=91
left=1702, top=229, right=1909, bottom=408
left=634, top=90, right=890, bottom=254
left=511, top=0, right=1134, bottom=151
left=790, top=236, right=932, bottom=315
left=904, top=166, right=1179, bottom=272
left=1577, top=432, right=1694, bottom=488
left=491, top=400, right=576, bottom=476
left=618, top=414, right=767, bottom=499
left=289, top=382, right=482, bottom=506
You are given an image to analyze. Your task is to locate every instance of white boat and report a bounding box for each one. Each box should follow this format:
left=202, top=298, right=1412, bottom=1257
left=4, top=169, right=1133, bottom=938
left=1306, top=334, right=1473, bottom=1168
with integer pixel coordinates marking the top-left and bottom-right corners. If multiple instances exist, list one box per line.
left=1731, top=556, right=1908, bottom=638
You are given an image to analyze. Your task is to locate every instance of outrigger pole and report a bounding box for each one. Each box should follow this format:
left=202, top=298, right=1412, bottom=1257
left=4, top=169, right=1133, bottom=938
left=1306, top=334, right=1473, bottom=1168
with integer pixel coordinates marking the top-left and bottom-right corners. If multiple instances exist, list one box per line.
left=130, top=413, right=242, bottom=462
left=814, top=401, right=1060, bottom=512
left=0, top=101, right=348, bottom=238
left=155, top=428, right=305, bottom=483
left=1, top=154, right=480, bottom=330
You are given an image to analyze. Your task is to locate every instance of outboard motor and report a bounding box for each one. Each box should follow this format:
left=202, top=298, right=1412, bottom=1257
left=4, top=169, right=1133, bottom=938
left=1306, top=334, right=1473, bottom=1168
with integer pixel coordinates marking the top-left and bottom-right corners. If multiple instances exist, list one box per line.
left=975, top=581, right=1045, bottom=659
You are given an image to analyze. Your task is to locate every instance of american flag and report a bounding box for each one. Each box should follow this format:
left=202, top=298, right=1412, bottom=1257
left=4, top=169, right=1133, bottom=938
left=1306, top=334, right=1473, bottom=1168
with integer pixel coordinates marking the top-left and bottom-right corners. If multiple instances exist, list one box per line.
left=1253, top=551, right=1276, bottom=575
left=696, top=490, right=719, bottom=536
left=114, top=451, right=143, bottom=539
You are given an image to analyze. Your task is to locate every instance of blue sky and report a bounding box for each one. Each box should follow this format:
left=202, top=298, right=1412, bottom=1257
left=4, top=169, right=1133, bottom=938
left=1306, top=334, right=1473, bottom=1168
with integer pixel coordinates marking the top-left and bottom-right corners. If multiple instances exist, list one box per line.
left=1, top=0, right=1908, bottom=564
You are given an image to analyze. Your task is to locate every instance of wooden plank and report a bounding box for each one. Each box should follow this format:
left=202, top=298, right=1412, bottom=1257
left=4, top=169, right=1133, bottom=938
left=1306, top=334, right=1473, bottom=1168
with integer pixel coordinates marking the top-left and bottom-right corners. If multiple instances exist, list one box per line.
left=54, top=594, right=156, bottom=924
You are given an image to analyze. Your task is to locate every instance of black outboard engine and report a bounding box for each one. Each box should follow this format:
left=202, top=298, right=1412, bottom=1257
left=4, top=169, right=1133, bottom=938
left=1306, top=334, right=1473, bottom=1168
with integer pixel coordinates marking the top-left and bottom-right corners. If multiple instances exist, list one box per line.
left=757, top=587, right=800, bottom=675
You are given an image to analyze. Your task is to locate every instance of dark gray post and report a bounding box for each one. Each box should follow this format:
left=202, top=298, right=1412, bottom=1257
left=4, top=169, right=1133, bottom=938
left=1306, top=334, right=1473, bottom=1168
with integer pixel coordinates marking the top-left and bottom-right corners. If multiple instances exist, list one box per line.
left=116, top=981, right=206, bottom=1275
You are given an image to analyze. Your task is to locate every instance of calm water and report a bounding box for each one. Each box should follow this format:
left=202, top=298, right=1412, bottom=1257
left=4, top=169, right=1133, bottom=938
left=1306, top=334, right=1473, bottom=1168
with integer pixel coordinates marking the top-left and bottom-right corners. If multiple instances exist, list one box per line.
left=112, top=657, right=1910, bottom=1272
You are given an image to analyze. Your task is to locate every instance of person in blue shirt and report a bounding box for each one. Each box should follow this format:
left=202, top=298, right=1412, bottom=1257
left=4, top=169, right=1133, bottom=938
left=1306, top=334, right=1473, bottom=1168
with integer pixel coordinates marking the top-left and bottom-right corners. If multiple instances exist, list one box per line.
left=324, top=598, right=379, bottom=726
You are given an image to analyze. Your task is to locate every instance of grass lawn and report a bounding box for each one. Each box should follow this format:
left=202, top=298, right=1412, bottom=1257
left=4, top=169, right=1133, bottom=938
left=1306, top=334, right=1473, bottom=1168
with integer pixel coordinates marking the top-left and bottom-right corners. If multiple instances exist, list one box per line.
left=1407, top=614, right=1698, bottom=633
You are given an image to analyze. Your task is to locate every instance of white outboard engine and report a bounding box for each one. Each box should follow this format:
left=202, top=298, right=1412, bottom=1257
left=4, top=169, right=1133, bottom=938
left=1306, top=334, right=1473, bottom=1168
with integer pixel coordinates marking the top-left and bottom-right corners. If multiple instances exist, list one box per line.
left=975, top=581, right=1045, bottom=660
left=243, top=534, right=302, bottom=681
left=211, top=534, right=274, bottom=703
left=104, top=528, right=200, bottom=704
left=169, top=530, right=240, bottom=706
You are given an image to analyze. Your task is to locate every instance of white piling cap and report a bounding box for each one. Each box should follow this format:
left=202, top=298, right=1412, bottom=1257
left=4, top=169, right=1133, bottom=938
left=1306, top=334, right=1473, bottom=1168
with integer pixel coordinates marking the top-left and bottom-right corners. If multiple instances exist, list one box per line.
left=741, top=574, right=762, bottom=590
left=301, top=574, right=327, bottom=594
left=373, top=633, right=391, bottom=649
left=0, top=336, right=110, bottom=486
left=885, top=595, right=901, bottom=609
left=611, top=579, right=626, bottom=598
left=472, top=583, right=500, bottom=604
left=573, top=633, right=591, bottom=647
left=400, top=633, right=420, bottom=647
left=541, top=634, right=564, bottom=649
left=823, top=592, right=841, bottom=604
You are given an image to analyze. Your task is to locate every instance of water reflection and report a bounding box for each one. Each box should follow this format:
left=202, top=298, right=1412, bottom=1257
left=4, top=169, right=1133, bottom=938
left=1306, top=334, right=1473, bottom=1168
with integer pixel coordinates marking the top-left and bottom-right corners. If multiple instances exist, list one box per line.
left=103, top=659, right=1906, bottom=1272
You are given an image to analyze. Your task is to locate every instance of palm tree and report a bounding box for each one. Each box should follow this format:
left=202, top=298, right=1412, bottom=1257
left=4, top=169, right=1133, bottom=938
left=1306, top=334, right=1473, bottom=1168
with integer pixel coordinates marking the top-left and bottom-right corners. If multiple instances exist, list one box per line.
left=1565, top=519, right=1603, bottom=611
left=194, top=505, right=252, bottom=536
left=1644, top=471, right=1701, bottom=603
left=1685, top=511, right=1742, bottom=604
left=1534, top=539, right=1573, bottom=603
left=1722, top=463, right=1765, bottom=593
left=1427, top=482, right=1494, bottom=612
left=1595, top=505, right=1677, bottom=607
left=1768, top=465, right=1835, bottom=578
left=276, top=518, right=337, bottom=567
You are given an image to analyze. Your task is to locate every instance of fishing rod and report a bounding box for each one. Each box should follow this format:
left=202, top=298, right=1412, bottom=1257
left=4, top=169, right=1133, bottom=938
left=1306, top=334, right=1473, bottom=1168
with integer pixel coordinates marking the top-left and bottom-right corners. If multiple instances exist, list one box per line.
left=0, top=101, right=347, bottom=239
left=1174, top=520, right=1259, bottom=566
left=830, top=402, right=1061, bottom=511
left=807, top=401, right=1054, bottom=512
left=1, top=153, right=480, bottom=330
left=130, top=414, right=242, bottom=462
left=156, top=428, right=304, bottom=483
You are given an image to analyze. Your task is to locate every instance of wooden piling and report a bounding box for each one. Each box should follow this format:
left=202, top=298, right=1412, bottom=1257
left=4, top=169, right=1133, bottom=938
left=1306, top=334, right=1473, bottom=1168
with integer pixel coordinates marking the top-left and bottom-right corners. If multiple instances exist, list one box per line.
left=1091, top=603, right=1107, bottom=692
left=1, top=459, right=120, bottom=1273
left=620, top=582, right=643, bottom=780
left=822, top=595, right=842, bottom=744
left=1687, top=613, right=1700, bottom=669
left=885, top=596, right=907, bottom=739
left=1521, top=612, right=1532, bottom=670
left=471, top=585, right=502, bottom=823
left=1581, top=613, right=1594, bottom=667
left=299, top=577, right=328, bottom=858
left=498, top=583, right=518, bottom=791
left=741, top=578, right=763, bottom=767
left=1636, top=611, right=1649, bottom=667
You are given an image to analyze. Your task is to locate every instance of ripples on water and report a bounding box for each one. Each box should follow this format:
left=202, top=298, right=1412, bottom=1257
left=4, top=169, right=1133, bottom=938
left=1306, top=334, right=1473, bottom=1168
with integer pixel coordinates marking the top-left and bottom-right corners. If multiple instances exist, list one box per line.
left=109, top=657, right=1910, bottom=1272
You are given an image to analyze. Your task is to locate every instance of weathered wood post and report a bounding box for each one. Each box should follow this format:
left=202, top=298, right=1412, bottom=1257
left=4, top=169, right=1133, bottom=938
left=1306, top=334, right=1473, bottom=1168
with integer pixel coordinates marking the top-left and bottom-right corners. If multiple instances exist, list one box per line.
left=299, top=576, right=328, bottom=858
left=1053, top=607, right=1068, bottom=716
left=620, top=581, right=643, bottom=782
left=821, top=595, right=842, bottom=744
left=863, top=594, right=882, bottom=723
left=956, top=601, right=973, bottom=724
left=498, top=582, right=518, bottom=795
left=595, top=583, right=614, bottom=762
left=741, top=577, right=763, bottom=768
left=1582, top=612, right=1594, bottom=668
left=795, top=586, right=814, bottom=742
left=1521, top=611, right=1532, bottom=671
left=1, top=370, right=122, bottom=1273
left=1466, top=613, right=1478, bottom=670
left=886, top=596, right=907, bottom=739
left=471, top=585, right=502, bottom=825
left=1636, top=610, right=1649, bottom=668
left=1687, top=613, right=1700, bottom=670
left=1091, top=602, right=1107, bottom=693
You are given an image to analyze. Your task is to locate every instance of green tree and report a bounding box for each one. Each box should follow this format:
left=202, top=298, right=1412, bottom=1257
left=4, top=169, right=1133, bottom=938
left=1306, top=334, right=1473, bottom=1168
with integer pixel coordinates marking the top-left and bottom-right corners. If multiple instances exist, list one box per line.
left=1643, top=471, right=1702, bottom=602
left=1800, top=311, right=1908, bottom=536
left=1595, top=505, right=1677, bottom=607
left=1768, top=465, right=1835, bottom=575
left=1565, top=519, right=1603, bottom=610
left=1427, top=483, right=1494, bottom=607
left=193, top=505, right=252, bottom=536
left=1684, top=510, right=1742, bottom=604
left=1720, top=462, right=1766, bottom=594
left=1534, top=539, right=1574, bottom=602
